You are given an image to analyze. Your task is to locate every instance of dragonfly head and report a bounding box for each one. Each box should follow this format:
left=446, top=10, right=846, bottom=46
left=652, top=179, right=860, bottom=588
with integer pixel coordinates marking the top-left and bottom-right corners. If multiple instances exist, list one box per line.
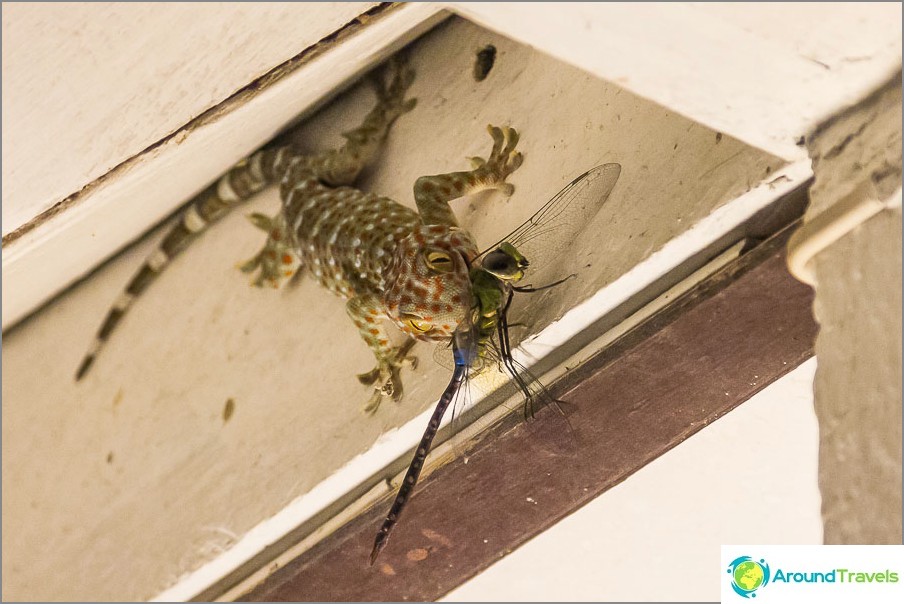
left=478, top=242, right=529, bottom=282
left=385, top=225, right=478, bottom=341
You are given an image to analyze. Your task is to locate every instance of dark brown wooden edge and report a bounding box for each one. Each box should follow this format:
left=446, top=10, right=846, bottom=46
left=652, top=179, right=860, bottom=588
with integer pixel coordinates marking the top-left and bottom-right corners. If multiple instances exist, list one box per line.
left=239, top=188, right=817, bottom=601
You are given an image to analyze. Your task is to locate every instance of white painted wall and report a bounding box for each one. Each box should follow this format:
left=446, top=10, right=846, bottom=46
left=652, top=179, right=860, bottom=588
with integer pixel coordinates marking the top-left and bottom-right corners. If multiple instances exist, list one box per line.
left=1, top=2, right=376, bottom=233
left=444, top=360, right=821, bottom=602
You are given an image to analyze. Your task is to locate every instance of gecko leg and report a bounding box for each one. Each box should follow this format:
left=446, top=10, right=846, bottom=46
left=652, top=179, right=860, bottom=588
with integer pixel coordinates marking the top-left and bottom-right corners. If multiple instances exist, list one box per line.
left=240, top=58, right=417, bottom=289
left=347, top=296, right=418, bottom=414
left=413, top=125, right=523, bottom=227
left=238, top=212, right=302, bottom=288
left=332, top=54, right=417, bottom=181
left=295, top=55, right=417, bottom=189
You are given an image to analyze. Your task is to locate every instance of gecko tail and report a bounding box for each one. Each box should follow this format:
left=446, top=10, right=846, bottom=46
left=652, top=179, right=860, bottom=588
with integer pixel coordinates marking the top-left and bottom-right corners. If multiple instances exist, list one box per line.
left=74, top=257, right=156, bottom=381
left=75, top=146, right=292, bottom=381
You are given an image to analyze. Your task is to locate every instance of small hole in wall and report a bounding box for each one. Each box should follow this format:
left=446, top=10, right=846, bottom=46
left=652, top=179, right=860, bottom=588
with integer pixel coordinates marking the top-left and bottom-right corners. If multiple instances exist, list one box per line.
left=473, top=45, right=497, bottom=81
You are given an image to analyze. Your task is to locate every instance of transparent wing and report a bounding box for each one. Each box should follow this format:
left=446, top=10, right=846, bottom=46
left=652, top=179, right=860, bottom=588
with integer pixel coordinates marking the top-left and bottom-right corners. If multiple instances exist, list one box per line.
left=432, top=337, right=577, bottom=457
left=477, top=163, right=622, bottom=278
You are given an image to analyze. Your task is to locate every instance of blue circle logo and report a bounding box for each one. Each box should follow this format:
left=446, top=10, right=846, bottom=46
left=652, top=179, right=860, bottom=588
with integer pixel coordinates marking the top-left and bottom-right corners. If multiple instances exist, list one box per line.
left=727, top=556, right=771, bottom=598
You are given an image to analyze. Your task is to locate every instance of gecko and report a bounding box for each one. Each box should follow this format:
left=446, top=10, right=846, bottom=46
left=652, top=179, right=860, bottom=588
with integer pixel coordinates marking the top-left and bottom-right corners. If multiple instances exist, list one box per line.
left=76, top=58, right=524, bottom=414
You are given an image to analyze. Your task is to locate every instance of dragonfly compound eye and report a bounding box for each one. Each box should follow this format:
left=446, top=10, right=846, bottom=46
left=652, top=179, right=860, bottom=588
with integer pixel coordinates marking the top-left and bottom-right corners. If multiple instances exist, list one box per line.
left=482, top=248, right=525, bottom=279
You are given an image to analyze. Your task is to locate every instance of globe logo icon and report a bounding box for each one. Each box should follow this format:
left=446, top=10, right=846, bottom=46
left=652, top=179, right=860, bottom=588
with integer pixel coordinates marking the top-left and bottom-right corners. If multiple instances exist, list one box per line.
left=726, top=556, right=771, bottom=598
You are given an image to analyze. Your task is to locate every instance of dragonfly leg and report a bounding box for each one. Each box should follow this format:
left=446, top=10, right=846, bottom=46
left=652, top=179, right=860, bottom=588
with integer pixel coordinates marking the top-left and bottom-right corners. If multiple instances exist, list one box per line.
left=413, top=124, right=523, bottom=226
left=347, top=296, right=418, bottom=413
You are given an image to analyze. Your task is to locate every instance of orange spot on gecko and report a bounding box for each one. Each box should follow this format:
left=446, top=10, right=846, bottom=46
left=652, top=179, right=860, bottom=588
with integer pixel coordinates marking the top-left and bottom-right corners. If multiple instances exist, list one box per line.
left=431, top=304, right=441, bottom=314
left=282, top=254, right=294, bottom=264
left=406, top=548, right=429, bottom=561
left=442, top=324, right=450, bottom=331
left=379, top=563, right=396, bottom=576
left=369, top=308, right=379, bottom=315
left=378, top=339, right=389, bottom=346
left=421, top=528, right=453, bottom=548
left=283, top=270, right=293, bottom=277
left=270, top=229, right=282, bottom=241
left=369, top=329, right=380, bottom=336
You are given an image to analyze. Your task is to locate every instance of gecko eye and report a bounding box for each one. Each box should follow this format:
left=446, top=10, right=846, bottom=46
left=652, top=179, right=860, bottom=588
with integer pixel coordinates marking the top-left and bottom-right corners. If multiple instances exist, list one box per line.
left=405, top=317, right=433, bottom=333
left=424, top=250, right=454, bottom=273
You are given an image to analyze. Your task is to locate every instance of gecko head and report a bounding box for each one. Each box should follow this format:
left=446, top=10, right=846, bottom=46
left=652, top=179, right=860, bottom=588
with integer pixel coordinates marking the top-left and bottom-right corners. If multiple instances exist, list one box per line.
left=385, top=225, right=478, bottom=341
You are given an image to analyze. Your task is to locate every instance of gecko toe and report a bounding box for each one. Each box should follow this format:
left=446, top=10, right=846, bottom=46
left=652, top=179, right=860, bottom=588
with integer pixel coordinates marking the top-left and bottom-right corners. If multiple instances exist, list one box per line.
left=357, top=367, right=381, bottom=386
left=363, top=390, right=383, bottom=414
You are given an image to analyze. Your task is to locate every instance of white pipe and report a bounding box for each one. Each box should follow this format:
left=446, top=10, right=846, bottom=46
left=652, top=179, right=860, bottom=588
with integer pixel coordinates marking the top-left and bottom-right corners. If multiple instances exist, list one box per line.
left=787, top=182, right=902, bottom=286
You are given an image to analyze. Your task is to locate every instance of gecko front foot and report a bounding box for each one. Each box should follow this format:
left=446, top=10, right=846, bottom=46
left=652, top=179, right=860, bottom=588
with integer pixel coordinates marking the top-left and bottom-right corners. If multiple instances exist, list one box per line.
left=357, top=339, right=418, bottom=414
left=239, top=213, right=302, bottom=288
left=472, top=125, right=524, bottom=196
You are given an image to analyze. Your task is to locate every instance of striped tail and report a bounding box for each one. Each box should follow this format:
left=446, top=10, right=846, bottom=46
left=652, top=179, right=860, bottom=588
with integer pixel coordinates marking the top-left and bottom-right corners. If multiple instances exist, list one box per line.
left=75, top=145, right=293, bottom=381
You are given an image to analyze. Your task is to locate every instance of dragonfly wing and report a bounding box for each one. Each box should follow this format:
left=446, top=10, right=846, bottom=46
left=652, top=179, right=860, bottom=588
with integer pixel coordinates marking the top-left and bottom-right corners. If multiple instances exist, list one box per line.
left=479, top=163, right=621, bottom=286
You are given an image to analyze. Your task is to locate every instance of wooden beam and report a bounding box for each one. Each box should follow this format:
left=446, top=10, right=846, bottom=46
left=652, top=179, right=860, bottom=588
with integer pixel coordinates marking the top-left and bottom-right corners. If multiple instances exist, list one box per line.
left=240, top=223, right=817, bottom=601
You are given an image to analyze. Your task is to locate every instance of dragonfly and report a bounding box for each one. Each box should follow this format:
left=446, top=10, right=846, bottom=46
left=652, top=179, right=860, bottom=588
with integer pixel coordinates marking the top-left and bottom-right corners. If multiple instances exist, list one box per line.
left=369, top=162, right=622, bottom=564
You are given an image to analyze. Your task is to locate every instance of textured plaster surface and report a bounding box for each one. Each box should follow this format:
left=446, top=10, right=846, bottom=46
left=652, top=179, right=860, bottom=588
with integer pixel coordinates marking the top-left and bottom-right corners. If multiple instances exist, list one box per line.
left=807, top=76, right=903, bottom=214
left=806, top=75, right=902, bottom=543
left=1, top=16, right=782, bottom=600
left=811, top=206, right=903, bottom=544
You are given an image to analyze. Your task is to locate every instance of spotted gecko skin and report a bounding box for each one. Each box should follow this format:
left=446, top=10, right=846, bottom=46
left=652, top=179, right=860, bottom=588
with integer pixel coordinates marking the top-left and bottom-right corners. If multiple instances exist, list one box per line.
left=77, top=58, right=523, bottom=412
